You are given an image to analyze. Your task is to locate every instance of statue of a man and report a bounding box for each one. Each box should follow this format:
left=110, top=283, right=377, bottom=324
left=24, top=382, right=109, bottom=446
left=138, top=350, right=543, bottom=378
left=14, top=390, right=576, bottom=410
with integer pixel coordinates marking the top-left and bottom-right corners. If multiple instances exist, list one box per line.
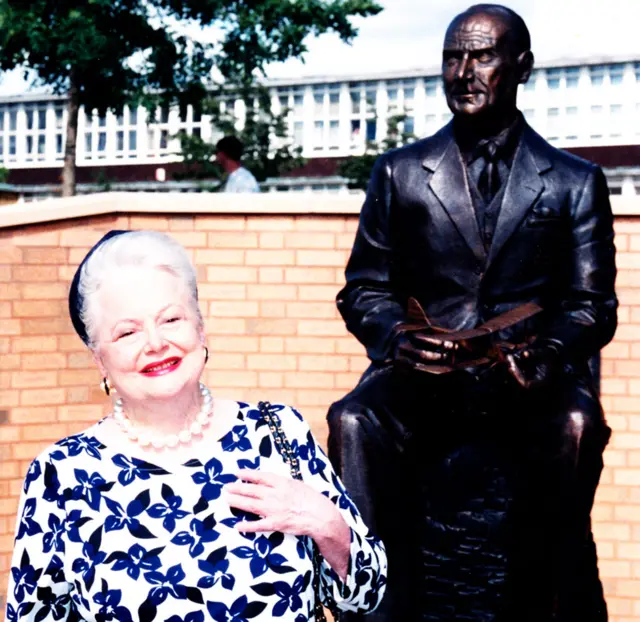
left=328, top=4, right=617, bottom=621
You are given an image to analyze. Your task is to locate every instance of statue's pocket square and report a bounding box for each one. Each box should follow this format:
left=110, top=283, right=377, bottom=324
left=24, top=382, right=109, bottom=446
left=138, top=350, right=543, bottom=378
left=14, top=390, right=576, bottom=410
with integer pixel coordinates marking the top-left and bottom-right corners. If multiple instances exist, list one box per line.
left=526, top=205, right=563, bottom=226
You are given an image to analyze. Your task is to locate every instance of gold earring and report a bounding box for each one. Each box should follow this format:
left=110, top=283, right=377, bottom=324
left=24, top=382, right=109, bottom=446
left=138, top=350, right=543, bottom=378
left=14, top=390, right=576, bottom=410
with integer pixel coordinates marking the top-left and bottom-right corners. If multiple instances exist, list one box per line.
left=100, top=377, right=111, bottom=396
left=204, top=346, right=209, bottom=365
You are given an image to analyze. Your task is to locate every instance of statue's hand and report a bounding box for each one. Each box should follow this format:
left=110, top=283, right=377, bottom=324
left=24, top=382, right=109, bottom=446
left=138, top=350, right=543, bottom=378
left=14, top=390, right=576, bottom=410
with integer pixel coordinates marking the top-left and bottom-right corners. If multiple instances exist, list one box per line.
left=393, top=329, right=458, bottom=368
left=505, top=339, right=563, bottom=390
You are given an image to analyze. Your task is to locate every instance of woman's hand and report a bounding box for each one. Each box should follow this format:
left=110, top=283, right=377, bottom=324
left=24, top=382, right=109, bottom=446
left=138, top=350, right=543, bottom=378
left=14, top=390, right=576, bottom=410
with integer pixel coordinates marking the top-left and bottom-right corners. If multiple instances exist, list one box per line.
left=224, top=469, right=351, bottom=581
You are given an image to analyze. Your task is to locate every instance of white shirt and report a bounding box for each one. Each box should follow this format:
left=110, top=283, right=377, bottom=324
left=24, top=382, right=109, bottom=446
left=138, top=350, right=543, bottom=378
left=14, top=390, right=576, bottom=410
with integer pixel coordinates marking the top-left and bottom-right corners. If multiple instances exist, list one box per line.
left=223, top=167, right=260, bottom=193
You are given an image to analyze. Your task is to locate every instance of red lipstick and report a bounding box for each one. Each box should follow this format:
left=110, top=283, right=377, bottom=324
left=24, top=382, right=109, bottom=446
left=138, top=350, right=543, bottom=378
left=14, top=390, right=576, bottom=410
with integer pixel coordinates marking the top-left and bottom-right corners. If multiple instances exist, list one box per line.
left=140, top=357, right=182, bottom=376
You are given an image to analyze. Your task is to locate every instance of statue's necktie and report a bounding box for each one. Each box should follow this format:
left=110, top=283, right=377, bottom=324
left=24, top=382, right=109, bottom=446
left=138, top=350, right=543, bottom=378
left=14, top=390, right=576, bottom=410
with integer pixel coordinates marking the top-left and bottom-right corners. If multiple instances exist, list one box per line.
left=476, top=140, right=500, bottom=205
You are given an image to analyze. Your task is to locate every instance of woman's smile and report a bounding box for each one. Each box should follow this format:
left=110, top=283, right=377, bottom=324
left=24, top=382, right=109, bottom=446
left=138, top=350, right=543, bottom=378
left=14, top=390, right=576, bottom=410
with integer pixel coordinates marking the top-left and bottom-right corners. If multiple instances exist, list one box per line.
left=140, top=357, right=182, bottom=376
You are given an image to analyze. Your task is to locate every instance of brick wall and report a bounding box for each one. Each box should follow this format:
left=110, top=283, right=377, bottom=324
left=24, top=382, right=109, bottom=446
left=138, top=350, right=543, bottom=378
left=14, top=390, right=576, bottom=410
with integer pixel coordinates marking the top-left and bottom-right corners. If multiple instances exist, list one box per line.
left=0, top=208, right=639, bottom=619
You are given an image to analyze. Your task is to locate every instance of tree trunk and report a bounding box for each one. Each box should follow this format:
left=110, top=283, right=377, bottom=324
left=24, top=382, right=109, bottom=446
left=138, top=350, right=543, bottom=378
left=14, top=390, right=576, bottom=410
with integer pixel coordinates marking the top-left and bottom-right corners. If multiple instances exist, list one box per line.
left=61, top=73, right=79, bottom=197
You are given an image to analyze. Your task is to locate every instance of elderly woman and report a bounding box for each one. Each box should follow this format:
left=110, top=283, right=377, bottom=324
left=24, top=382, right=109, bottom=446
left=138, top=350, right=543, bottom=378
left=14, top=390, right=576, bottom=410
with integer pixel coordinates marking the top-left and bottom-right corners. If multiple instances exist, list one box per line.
left=6, top=230, right=387, bottom=621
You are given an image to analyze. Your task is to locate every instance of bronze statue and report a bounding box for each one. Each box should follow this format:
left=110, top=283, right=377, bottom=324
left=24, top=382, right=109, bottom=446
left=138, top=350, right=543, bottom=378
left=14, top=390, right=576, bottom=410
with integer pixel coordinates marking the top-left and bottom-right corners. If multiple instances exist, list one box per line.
left=328, top=4, right=617, bottom=621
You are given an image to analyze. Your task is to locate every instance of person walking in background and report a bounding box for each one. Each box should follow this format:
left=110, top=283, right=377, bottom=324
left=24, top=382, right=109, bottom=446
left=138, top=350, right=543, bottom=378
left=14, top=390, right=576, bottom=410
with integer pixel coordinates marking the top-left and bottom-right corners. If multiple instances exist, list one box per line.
left=216, top=136, right=261, bottom=193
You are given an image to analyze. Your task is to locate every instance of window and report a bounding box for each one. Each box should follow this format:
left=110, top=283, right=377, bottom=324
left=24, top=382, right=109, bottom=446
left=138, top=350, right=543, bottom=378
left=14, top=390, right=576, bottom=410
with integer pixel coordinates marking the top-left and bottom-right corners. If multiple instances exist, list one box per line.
left=566, top=106, right=578, bottom=115
left=635, top=62, right=640, bottom=82
left=328, top=120, right=339, bottom=149
left=609, top=64, right=624, bottom=85
left=441, top=112, right=453, bottom=123
left=566, top=67, right=580, bottom=88
left=610, top=104, right=623, bottom=115
left=55, top=107, right=64, bottom=129
left=387, top=87, right=399, bottom=109
left=85, top=133, right=92, bottom=154
left=365, top=119, right=376, bottom=142
left=425, top=113, right=437, bottom=131
left=313, top=92, right=324, bottom=115
left=129, top=130, right=137, bottom=152
left=548, top=107, right=560, bottom=117
left=313, top=120, right=324, bottom=149
left=293, top=121, right=303, bottom=146
left=293, top=94, right=304, bottom=115
left=9, top=107, right=17, bottom=131
left=329, top=92, right=340, bottom=116
left=56, top=134, right=63, bottom=155
left=365, top=88, right=377, bottom=112
left=350, top=90, right=361, bottom=114
left=546, top=68, right=562, bottom=89
left=591, top=105, right=603, bottom=115
left=8, top=135, right=15, bottom=156
left=425, top=77, right=438, bottom=97
left=159, top=129, right=168, bottom=149
left=116, top=131, right=125, bottom=152
left=129, top=107, right=138, bottom=125
left=589, top=65, right=605, bottom=86
left=350, top=119, right=361, bottom=144
left=97, top=132, right=107, bottom=152
left=404, top=116, right=415, bottom=135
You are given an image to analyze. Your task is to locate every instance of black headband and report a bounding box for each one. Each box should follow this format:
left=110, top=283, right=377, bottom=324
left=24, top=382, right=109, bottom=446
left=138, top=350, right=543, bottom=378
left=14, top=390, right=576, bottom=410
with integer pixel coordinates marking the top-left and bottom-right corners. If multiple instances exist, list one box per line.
left=68, top=230, right=129, bottom=345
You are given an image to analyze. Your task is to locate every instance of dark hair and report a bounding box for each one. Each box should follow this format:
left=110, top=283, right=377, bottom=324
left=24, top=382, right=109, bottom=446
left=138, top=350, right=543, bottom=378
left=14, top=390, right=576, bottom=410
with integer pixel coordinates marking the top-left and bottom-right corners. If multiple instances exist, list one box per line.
left=216, top=135, right=244, bottom=162
left=452, top=4, right=531, bottom=56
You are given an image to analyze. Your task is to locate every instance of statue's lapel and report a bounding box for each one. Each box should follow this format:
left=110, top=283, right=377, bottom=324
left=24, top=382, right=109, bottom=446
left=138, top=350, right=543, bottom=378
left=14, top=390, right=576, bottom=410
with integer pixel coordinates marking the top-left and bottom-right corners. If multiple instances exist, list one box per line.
left=423, top=125, right=486, bottom=263
left=487, top=128, right=548, bottom=265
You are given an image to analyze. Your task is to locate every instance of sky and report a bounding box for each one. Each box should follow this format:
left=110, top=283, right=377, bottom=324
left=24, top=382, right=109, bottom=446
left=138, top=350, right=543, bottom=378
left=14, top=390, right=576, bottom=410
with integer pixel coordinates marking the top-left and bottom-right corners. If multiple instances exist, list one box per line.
left=1, top=0, right=638, bottom=94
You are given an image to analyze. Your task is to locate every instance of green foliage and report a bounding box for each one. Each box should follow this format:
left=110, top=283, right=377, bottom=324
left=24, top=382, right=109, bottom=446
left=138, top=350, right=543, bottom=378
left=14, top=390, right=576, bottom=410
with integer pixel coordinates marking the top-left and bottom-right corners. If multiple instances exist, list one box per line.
left=0, top=166, right=9, bottom=184
left=176, top=82, right=304, bottom=185
left=0, top=0, right=381, bottom=114
left=338, top=113, right=417, bottom=190
left=0, top=0, right=381, bottom=192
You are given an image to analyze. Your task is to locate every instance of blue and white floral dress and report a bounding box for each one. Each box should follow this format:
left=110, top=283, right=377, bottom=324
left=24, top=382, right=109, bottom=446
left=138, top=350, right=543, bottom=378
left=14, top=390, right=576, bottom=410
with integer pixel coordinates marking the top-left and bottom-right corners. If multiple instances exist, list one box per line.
left=6, top=401, right=387, bottom=621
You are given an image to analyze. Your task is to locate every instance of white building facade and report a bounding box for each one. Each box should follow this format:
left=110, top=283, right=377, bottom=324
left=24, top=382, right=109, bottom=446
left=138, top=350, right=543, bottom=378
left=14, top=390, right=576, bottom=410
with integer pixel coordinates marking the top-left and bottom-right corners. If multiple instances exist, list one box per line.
left=0, top=56, right=638, bottom=194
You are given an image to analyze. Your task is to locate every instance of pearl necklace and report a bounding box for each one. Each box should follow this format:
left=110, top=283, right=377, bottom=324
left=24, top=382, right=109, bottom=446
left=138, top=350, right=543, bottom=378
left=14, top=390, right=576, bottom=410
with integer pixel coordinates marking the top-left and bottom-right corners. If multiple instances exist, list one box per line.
left=112, top=383, right=213, bottom=450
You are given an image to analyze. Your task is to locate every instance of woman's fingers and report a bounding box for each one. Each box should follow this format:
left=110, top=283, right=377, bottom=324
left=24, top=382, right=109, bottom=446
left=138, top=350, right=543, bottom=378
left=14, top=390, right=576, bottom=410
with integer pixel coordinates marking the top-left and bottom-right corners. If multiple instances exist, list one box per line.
left=224, top=481, right=266, bottom=499
left=225, top=492, right=267, bottom=517
left=236, top=516, right=281, bottom=533
left=236, top=468, right=286, bottom=487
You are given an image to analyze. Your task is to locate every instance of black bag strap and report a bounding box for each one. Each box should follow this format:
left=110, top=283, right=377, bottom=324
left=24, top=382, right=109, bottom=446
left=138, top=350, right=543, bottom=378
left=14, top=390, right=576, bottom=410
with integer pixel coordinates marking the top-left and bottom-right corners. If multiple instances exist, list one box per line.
left=258, top=401, right=340, bottom=621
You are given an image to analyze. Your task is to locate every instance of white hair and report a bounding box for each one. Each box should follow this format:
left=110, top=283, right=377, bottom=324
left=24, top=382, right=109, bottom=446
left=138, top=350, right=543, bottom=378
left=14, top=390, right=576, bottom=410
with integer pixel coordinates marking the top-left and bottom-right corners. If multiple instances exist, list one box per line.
left=78, top=230, right=202, bottom=349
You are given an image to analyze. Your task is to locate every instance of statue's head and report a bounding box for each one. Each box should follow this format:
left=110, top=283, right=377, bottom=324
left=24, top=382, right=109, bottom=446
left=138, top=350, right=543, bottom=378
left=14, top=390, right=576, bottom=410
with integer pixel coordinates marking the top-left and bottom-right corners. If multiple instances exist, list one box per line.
left=442, top=4, right=534, bottom=122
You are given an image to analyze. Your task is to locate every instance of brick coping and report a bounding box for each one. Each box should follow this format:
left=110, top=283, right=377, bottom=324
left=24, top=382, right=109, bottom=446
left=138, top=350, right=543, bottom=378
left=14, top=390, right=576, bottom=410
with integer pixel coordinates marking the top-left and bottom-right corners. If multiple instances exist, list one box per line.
left=0, top=192, right=363, bottom=229
left=1, top=193, right=639, bottom=230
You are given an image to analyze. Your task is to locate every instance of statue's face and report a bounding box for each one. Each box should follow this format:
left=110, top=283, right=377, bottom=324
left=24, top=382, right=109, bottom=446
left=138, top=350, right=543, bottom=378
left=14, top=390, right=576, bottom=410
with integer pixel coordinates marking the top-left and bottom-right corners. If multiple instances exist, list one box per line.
left=442, top=12, right=521, bottom=119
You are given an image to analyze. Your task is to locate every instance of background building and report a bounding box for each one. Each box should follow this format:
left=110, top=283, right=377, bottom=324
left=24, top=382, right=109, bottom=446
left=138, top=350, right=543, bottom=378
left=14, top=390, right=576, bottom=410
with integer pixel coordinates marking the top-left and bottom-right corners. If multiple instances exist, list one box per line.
left=1, top=55, right=639, bottom=197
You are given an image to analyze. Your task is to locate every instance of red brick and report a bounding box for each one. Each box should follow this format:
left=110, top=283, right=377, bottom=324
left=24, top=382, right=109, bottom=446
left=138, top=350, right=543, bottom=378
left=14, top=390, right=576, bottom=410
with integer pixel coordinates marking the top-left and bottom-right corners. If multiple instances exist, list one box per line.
left=615, top=361, right=640, bottom=377
left=617, top=580, right=640, bottom=597
left=13, top=441, right=56, bottom=461
left=285, top=232, right=335, bottom=249
left=258, top=372, right=284, bottom=389
left=21, top=316, right=70, bottom=335
left=199, top=284, right=247, bottom=300
left=336, top=339, right=366, bottom=355
left=294, top=217, right=344, bottom=232
left=0, top=283, right=20, bottom=301
left=297, top=320, right=347, bottom=337
left=246, top=216, right=296, bottom=231
left=209, top=370, right=258, bottom=388
left=298, top=285, right=340, bottom=301
left=247, top=284, right=297, bottom=301
left=258, top=267, right=284, bottom=284
left=204, top=318, right=247, bottom=335
left=0, top=426, right=21, bottom=442
left=0, top=245, right=22, bottom=263
left=615, top=234, right=630, bottom=252
left=128, top=216, right=171, bottom=231
left=602, top=378, right=628, bottom=395
left=67, top=352, right=94, bottom=369
left=20, top=388, right=66, bottom=407
left=13, top=300, right=66, bottom=318
left=285, top=337, right=335, bottom=354
left=206, top=266, right=258, bottom=284
left=11, top=371, right=57, bottom=389
left=336, top=232, right=356, bottom=250
left=593, top=521, right=631, bottom=541
left=168, top=216, right=195, bottom=231
left=0, top=354, right=20, bottom=370
left=58, top=335, right=84, bottom=352
left=617, top=253, right=640, bottom=270
left=209, top=301, right=259, bottom=318
left=207, top=232, right=259, bottom=248
left=12, top=230, right=60, bottom=246
left=207, top=353, right=246, bottom=371
left=0, top=266, right=11, bottom=282
left=11, top=336, right=57, bottom=353
left=247, top=354, right=297, bottom=371
left=286, top=302, right=337, bottom=319
left=618, top=289, right=640, bottom=305
left=298, top=355, right=349, bottom=372
left=284, top=267, right=339, bottom=284
left=208, top=336, right=259, bottom=353
left=614, top=469, right=640, bottom=486
left=197, top=216, right=246, bottom=231
left=258, top=301, right=287, bottom=318
left=195, top=249, right=245, bottom=266
left=0, top=461, right=19, bottom=479
left=245, top=250, right=295, bottom=266
left=259, top=232, right=285, bottom=249
left=284, top=372, right=334, bottom=389
left=296, top=250, right=348, bottom=267
left=22, top=422, right=68, bottom=441
left=615, top=507, right=640, bottom=525
left=0, top=390, right=20, bottom=406
left=259, top=337, right=285, bottom=353
left=10, top=406, right=58, bottom=424
left=599, top=560, right=632, bottom=578
left=602, top=341, right=630, bottom=359
left=22, top=247, right=67, bottom=264
left=0, top=320, right=20, bottom=336
left=21, top=353, right=67, bottom=371
left=68, top=387, right=91, bottom=403
left=20, top=282, right=68, bottom=300
left=58, top=369, right=100, bottom=387
left=58, top=404, right=105, bottom=422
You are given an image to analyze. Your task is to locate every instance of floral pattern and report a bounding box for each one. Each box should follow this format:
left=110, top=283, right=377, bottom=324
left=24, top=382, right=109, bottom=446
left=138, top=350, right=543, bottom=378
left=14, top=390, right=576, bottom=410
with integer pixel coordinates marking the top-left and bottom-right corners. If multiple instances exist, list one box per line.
left=6, top=402, right=387, bottom=621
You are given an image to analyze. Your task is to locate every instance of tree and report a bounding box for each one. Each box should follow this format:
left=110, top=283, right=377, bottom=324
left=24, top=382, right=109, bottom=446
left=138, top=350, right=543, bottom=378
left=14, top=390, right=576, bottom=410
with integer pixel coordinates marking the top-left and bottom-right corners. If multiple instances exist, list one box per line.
left=176, top=82, right=304, bottom=187
left=338, top=112, right=416, bottom=190
left=0, top=0, right=381, bottom=196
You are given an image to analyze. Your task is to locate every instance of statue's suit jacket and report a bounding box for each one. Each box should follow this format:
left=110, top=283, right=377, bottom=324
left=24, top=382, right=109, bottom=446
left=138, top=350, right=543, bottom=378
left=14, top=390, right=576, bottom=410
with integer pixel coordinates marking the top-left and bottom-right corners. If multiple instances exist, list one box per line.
left=337, top=120, right=618, bottom=373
